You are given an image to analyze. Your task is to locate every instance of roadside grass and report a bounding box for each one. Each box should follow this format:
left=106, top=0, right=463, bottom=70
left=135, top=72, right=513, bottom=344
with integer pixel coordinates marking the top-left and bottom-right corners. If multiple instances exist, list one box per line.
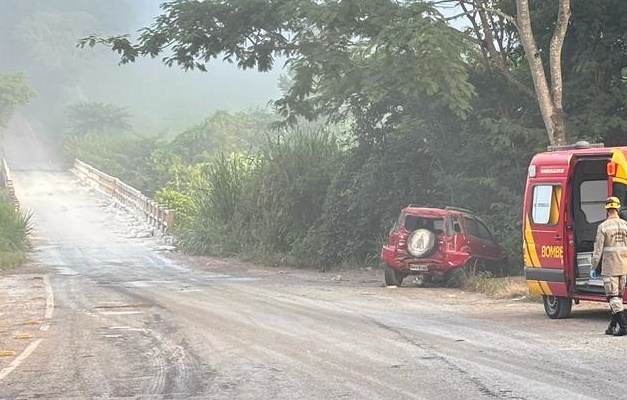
left=0, top=191, right=32, bottom=270
left=0, top=252, right=28, bottom=270
left=461, top=273, right=539, bottom=301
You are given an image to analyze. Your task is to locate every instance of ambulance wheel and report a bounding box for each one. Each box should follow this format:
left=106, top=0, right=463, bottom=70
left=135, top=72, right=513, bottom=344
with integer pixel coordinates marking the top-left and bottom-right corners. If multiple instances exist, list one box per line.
left=543, top=295, right=572, bottom=319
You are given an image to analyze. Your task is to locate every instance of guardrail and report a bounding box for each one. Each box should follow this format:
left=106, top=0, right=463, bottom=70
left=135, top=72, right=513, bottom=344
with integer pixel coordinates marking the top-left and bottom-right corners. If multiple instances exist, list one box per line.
left=72, top=159, right=174, bottom=234
left=0, top=158, right=19, bottom=210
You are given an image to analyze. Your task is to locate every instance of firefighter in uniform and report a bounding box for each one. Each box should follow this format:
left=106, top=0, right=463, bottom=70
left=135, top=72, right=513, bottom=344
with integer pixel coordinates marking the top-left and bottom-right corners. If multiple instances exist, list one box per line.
left=590, top=196, right=627, bottom=336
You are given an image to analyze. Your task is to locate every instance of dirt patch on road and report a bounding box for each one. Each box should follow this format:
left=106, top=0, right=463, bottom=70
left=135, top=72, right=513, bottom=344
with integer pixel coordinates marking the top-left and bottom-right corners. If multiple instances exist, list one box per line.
left=166, top=251, right=535, bottom=302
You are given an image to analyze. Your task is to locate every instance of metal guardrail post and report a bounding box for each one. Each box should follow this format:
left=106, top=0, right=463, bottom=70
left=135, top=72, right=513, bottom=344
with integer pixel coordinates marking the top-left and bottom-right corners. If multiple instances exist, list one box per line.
left=71, top=159, right=174, bottom=234
left=0, top=158, right=19, bottom=211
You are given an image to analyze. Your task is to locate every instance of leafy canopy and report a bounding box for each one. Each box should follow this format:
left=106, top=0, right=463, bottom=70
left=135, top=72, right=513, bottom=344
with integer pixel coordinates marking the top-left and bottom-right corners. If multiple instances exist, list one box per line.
left=65, top=101, right=132, bottom=135
left=0, top=73, right=35, bottom=129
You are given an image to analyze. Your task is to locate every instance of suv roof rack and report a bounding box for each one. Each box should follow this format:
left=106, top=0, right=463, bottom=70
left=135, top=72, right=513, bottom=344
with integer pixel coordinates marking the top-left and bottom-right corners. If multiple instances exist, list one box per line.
left=444, top=206, right=474, bottom=214
left=547, top=140, right=604, bottom=152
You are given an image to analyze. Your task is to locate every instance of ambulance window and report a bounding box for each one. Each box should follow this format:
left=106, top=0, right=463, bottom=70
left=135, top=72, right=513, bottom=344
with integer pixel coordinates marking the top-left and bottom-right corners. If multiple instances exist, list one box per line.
left=580, top=180, right=607, bottom=223
left=532, top=185, right=561, bottom=225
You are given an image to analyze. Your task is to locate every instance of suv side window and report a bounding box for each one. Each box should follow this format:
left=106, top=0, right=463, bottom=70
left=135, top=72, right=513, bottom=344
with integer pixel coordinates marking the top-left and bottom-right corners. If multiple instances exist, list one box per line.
left=477, top=220, right=494, bottom=241
left=464, top=217, right=480, bottom=238
left=451, top=217, right=462, bottom=234
left=445, top=217, right=455, bottom=236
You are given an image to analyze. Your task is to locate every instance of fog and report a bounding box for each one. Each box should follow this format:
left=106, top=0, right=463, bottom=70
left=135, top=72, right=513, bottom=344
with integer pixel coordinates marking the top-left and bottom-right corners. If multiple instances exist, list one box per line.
left=0, top=0, right=283, bottom=136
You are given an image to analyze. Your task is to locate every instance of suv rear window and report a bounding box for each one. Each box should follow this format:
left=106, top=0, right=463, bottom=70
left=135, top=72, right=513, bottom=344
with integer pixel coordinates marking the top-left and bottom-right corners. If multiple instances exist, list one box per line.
left=404, top=216, right=446, bottom=235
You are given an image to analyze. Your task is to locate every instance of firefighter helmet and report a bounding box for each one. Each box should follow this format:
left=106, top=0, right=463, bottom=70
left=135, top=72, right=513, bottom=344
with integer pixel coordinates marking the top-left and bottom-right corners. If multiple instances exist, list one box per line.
left=605, top=196, right=621, bottom=210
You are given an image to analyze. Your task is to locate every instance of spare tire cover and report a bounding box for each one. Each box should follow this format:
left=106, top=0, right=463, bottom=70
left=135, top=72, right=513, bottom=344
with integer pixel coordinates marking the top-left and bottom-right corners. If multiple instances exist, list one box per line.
left=406, top=229, right=436, bottom=258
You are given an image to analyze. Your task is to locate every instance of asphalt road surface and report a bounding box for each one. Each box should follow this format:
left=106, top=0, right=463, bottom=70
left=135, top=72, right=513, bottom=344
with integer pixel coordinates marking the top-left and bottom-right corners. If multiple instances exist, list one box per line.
left=1, top=116, right=627, bottom=400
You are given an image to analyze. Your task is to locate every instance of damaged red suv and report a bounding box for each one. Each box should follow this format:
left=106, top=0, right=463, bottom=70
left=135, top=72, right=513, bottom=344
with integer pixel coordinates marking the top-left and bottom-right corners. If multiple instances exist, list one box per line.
left=381, top=205, right=507, bottom=287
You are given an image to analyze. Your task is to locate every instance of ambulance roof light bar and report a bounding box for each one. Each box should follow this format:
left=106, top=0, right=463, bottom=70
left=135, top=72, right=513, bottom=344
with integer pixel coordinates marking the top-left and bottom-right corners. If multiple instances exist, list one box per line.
left=547, top=140, right=604, bottom=152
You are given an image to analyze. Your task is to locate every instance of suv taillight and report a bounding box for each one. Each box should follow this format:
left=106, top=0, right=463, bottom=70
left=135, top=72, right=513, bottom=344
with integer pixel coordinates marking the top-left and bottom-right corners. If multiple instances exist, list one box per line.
left=397, top=231, right=408, bottom=249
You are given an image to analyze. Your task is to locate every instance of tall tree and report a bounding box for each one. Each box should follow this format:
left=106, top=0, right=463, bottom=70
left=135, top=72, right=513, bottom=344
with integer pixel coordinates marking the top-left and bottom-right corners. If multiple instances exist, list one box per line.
left=0, top=73, right=35, bottom=130
left=65, top=102, right=132, bottom=135
left=441, top=0, right=570, bottom=146
left=514, top=0, right=570, bottom=146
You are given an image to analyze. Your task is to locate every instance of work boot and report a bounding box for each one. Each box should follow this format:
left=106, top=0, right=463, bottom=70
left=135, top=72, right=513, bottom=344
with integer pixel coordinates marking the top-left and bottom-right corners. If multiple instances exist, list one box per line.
left=606, top=313, right=619, bottom=335
left=614, top=312, right=627, bottom=336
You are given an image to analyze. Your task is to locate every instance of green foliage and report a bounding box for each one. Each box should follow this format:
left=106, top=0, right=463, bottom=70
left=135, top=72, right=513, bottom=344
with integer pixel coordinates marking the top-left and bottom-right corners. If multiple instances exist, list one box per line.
left=179, top=130, right=341, bottom=260
left=0, top=190, right=32, bottom=268
left=169, top=109, right=279, bottom=161
left=462, top=275, right=529, bottom=299
left=251, top=130, right=341, bottom=253
left=153, top=188, right=197, bottom=232
left=63, top=0, right=627, bottom=275
left=65, top=101, right=132, bottom=135
left=560, top=0, right=627, bottom=144
left=0, top=72, right=35, bottom=128
left=63, top=133, right=161, bottom=195
left=180, top=152, right=251, bottom=255
left=301, top=127, right=440, bottom=266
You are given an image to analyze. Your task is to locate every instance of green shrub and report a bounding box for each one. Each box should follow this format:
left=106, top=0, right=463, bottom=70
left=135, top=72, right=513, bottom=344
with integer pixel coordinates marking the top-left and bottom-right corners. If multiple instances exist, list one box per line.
left=462, top=274, right=530, bottom=299
left=0, top=191, right=32, bottom=268
left=153, top=188, right=197, bottom=232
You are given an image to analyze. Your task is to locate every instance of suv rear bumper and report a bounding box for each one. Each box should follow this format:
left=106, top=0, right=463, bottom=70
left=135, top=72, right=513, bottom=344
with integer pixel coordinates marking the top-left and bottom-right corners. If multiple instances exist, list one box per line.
left=381, top=248, right=472, bottom=275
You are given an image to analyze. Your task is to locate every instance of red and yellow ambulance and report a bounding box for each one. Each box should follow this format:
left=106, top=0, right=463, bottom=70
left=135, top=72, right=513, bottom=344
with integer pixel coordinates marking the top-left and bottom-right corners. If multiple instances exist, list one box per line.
left=523, top=141, right=627, bottom=318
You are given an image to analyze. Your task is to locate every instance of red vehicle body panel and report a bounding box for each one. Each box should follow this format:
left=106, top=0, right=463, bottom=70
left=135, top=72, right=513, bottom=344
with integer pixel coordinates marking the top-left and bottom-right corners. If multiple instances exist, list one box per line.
left=382, top=206, right=504, bottom=277
left=523, top=145, right=627, bottom=306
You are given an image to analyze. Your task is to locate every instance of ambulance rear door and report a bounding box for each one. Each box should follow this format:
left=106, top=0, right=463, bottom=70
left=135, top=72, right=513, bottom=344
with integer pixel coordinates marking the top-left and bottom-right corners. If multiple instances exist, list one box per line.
left=524, top=162, right=569, bottom=298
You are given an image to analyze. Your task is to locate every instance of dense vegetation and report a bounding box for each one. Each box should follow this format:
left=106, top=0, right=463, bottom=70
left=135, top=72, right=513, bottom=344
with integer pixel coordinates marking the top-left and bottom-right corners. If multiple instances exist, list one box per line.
left=6, top=0, right=627, bottom=275
left=0, top=191, right=33, bottom=269
left=0, top=71, right=34, bottom=269
left=0, top=72, right=34, bottom=129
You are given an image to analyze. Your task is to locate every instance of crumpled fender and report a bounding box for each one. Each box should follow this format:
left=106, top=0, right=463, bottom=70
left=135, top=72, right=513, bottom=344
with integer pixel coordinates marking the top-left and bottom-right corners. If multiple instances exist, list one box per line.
left=444, top=248, right=472, bottom=268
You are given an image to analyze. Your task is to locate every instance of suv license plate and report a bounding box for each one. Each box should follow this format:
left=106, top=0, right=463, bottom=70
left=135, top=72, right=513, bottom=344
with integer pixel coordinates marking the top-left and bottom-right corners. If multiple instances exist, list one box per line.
left=410, top=264, right=428, bottom=272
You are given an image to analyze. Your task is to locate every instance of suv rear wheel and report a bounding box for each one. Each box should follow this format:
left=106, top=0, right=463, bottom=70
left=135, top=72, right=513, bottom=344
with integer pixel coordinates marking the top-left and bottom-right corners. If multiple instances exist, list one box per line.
left=445, top=267, right=464, bottom=288
left=383, top=263, right=406, bottom=287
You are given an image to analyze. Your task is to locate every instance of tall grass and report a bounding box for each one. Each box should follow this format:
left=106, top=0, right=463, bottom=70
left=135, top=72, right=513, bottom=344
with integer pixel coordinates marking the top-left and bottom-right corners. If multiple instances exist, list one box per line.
left=180, top=130, right=340, bottom=263
left=0, top=191, right=32, bottom=269
left=461, top=274, right=530, bottom=299
left=180, top=152, right=251, bottom=255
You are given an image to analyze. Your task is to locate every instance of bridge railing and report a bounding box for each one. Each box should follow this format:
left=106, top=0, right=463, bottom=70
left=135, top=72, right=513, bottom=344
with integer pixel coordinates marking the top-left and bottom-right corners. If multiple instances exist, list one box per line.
left=0, top=158, right=19, bottom=210
left=72, top=159, right=174, bottom=234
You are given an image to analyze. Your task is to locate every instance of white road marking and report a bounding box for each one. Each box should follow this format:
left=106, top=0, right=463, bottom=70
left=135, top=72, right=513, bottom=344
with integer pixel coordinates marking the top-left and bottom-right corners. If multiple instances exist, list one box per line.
left=55, top=267, right=78, bottom=275
left=0, top=275, right=54, bottom=381
left=99, top=311, right=143, bottom=316
left=0, top=339, right=43, bottom=381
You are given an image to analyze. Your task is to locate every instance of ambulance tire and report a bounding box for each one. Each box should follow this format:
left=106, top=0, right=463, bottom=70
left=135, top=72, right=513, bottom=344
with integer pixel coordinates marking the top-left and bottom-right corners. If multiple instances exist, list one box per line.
left=383, top=263, right=406, bottom=287
left=543, top=295, right=572, bottom=319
